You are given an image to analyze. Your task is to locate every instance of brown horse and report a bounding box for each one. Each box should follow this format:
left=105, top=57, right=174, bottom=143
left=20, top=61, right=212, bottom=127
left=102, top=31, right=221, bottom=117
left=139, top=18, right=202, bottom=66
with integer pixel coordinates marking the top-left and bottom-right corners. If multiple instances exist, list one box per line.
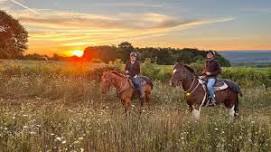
left=170, top=63, right=242, bottom=120
left=101, top=70, right=153, bottom=114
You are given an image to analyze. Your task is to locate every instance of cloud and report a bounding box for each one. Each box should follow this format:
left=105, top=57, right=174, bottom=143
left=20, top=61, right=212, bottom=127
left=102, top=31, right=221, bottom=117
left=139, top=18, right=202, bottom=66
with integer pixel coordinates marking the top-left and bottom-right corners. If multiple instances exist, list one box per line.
left=15, top=10, right=234, bottom=31
left=93, top=2, right=162, bottom=8
left=16, top=11, right=196, bottom=30
left=10, top=0, right=39, bottom=14
left=4, top=8, right=235, bottom=52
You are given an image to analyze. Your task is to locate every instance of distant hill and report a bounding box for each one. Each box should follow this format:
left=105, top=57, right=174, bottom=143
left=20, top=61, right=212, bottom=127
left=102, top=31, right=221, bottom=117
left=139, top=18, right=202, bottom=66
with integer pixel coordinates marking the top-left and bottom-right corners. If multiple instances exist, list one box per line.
left=220, top=51, right=271, bottom=66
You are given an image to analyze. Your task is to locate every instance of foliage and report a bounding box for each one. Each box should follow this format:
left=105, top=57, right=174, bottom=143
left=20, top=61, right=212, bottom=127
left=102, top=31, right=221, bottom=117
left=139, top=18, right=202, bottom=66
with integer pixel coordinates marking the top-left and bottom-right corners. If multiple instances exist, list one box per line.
left=0, top=10, right=28, bottom=58
left=21, top=53, right=49, bottom=60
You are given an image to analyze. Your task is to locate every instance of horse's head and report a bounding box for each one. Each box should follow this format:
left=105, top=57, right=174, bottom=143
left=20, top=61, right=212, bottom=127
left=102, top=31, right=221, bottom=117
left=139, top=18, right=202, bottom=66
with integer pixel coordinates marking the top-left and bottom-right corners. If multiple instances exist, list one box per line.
left=101, top=71, right=113, bottom=94
left=170, top=63, right=195, bottom=87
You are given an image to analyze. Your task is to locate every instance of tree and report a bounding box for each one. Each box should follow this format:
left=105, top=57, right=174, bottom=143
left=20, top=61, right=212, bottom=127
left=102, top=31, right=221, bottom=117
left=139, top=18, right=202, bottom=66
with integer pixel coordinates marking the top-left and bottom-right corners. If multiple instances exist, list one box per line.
left=0, top=10, right=28, bottom=58
left=117, top=41, right=134, bottom=62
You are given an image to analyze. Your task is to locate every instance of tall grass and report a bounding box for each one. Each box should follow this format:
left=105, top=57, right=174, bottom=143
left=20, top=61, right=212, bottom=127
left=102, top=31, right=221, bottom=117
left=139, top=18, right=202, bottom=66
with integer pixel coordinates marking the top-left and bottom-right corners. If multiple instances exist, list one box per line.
left=0, top=60, right=270, bottom=151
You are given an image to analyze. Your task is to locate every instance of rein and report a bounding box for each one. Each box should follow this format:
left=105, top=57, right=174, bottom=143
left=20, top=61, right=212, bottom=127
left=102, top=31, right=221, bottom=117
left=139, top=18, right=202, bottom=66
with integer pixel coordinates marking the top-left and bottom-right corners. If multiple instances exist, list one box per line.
left=110, top=72, right=130, bottom=96
left=181, top=75, right=200, bottom=97
left=184, top=77, right=200, bottom=97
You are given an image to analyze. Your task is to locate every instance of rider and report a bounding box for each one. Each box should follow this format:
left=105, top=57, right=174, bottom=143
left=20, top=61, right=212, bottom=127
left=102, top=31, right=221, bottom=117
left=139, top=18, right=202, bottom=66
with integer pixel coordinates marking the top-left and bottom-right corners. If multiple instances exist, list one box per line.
left=125, top=52, right=143, bottom=98
left=202, top=51, right=221, bottom=105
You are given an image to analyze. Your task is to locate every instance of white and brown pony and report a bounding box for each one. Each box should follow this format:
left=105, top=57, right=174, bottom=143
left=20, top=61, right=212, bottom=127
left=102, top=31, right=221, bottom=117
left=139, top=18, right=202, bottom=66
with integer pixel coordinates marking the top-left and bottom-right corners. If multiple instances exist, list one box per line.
left=170, top=63, right=242, bottom=120
left=101, top=70, right=153, bottom=114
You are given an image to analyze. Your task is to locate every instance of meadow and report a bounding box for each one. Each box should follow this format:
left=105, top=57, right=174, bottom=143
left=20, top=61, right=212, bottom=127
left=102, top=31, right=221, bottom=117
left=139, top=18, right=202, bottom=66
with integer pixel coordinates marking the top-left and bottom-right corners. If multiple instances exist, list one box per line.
left=0, top=60, right=270, bottom=152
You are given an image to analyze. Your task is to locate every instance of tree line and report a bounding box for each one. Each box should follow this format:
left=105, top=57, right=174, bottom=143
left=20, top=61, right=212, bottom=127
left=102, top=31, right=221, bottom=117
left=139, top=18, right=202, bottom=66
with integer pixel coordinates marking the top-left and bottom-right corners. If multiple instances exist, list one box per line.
left=80, top=42, right=231, bottom=66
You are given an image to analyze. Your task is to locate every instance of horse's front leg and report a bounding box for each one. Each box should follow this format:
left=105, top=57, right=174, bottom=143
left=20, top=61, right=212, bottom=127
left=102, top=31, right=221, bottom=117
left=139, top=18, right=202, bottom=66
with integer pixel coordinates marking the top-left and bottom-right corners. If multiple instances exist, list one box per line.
left=123, top=98, right=131, bottom=115
left=191, top=105, right=201, bottom=120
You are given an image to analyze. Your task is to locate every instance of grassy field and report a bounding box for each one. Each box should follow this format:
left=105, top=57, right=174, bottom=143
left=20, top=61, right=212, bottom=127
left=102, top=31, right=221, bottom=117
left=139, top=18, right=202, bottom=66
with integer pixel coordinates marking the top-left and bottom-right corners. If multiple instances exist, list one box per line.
left=0, top=60, right=270, bottom=152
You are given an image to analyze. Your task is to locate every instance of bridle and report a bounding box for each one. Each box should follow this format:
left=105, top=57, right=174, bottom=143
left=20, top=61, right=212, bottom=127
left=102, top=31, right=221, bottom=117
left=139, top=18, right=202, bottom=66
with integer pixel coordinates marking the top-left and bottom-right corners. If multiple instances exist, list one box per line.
left=109, top=72, right=130, bottom=96
left=173, top=67, right=208, bottom=108
left=173, top=68, right=200, bottom=97
left=184, top=76, right=200, bottom=97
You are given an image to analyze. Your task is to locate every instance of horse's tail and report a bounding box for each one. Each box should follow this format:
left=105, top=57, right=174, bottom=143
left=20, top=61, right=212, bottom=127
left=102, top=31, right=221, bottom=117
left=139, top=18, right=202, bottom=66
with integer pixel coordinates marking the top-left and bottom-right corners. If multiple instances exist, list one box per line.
left=224, top=80, right=242, bottom=97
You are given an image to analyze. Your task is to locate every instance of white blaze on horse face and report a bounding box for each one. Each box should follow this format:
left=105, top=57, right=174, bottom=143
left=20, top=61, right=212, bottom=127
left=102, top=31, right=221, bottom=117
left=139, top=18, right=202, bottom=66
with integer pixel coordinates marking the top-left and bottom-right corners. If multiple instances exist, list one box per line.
left=173, top=69, right=177, bottom=74
left=192, top=109, right=201, bottom=120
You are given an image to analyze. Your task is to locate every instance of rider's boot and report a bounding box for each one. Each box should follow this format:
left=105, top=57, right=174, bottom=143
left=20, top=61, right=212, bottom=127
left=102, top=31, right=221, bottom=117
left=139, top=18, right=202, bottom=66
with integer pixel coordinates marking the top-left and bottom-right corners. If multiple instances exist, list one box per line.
left=208, top=95, right=216, bottom=106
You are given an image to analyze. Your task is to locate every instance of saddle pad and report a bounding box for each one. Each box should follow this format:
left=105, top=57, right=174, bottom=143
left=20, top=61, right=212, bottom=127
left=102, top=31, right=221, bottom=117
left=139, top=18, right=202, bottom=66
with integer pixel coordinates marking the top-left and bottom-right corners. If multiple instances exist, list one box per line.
left=199, top=78, right=228, bottom=91
left=215, top=82, right=228, bottom=91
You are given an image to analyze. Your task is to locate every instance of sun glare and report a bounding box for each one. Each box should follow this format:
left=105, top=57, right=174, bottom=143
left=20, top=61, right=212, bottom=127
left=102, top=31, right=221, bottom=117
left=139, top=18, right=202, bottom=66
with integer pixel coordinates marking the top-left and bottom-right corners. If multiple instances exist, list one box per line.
left=72, top=50, right=84, bottom=57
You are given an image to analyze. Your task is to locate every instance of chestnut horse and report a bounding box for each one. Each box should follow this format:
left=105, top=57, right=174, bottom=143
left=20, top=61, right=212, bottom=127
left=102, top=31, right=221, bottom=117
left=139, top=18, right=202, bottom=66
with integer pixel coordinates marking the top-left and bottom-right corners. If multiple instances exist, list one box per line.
left=170, top=63, right=242, bottom=120
left=101, top=70, right=153, bottom=114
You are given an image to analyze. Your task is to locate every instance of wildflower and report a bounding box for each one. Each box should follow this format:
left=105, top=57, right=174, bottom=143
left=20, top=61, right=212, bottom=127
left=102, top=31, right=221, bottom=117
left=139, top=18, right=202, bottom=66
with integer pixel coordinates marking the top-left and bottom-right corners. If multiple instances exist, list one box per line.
left=78, top=137, right=84, bottom=140
left=29, top=131, right=36, bottom=135
left=56, top=137, right=62, bottom=141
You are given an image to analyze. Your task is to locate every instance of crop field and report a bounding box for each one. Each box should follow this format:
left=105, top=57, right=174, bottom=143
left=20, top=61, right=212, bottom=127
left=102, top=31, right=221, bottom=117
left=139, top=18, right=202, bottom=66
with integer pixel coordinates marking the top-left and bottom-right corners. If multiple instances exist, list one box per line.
left=0, top=60, right=270, bottom=152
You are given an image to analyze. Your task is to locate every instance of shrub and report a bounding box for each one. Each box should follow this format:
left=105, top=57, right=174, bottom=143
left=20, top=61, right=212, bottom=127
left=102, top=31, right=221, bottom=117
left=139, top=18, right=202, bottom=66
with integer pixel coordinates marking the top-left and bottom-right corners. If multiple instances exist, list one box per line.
left=222, top=68, right=270, bottom=87
left=141, top=58, right=160, bottom=80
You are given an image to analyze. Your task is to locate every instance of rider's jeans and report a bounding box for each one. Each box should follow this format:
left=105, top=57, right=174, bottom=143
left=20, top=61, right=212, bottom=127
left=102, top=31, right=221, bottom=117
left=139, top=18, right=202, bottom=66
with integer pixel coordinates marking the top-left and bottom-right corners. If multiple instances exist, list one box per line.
left=132, top=76, right=144, bottom=98
left=207, top=78, right=216, bottom=98
left=132, top=77, right=141, bottom=89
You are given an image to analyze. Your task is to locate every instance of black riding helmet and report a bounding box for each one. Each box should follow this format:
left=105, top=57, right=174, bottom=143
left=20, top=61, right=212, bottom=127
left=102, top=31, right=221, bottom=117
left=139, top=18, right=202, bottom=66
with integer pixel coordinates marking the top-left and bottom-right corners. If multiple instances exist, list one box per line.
left=207, top=51, right=216, bottom=56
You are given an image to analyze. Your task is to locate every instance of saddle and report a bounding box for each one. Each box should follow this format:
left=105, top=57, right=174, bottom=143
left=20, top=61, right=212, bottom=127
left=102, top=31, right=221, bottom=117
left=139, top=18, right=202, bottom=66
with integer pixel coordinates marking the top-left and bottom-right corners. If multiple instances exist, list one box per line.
left=198, top=76, right=228, bottom=91
left=128, top=76, right=149, bottom=89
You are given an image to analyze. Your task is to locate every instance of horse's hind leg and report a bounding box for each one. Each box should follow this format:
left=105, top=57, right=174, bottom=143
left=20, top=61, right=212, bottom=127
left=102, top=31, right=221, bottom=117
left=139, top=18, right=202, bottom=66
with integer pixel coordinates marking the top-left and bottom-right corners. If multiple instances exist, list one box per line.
left=138, top=97, right=144, bottom=114
left=145, top=86, right=152, bottom=110
left=145, top=94, right=150, bottom=110
left=234, top=96, right=239, bottom=117
left=228, top=105, right=235, bottom=118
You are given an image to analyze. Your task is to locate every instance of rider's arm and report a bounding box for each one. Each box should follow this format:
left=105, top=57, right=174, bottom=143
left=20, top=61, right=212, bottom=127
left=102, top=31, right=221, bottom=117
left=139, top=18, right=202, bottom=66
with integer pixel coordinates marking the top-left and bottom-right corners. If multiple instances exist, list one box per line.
left=201, top=61, right=207, bottom=75
left=212, top=61, right=221, bottom=76
left=124, top=61, right=129, bottom=74
left=134, top=61, right=140, bottom=76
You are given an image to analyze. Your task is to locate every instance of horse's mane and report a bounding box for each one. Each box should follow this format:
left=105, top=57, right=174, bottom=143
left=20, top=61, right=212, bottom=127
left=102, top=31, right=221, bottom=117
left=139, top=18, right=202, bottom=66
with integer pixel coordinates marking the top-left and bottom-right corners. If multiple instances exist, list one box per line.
left=174, top=63, right=196, bottom=75
left=183, top=64, right=195, bottom=74
left=111, top=70, right=126, bottom=78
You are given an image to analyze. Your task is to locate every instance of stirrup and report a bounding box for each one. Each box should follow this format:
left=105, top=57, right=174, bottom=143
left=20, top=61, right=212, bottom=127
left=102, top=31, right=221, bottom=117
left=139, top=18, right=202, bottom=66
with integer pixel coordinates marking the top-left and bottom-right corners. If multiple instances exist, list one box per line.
left=207, top=98, right=216, bottom=106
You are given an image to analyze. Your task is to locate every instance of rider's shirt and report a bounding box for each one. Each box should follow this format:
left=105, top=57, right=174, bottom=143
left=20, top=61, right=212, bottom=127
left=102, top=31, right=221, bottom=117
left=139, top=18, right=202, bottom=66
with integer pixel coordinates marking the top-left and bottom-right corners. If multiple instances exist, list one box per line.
left=125, top=60, right=140, bottom=77
left=204, top=59, right=221, bottom=77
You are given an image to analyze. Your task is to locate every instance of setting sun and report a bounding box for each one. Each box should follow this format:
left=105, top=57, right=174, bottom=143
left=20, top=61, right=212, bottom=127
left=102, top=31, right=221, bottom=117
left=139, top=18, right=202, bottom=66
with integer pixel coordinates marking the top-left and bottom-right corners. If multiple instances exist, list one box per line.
left=71, top=50, right=84, bottom=57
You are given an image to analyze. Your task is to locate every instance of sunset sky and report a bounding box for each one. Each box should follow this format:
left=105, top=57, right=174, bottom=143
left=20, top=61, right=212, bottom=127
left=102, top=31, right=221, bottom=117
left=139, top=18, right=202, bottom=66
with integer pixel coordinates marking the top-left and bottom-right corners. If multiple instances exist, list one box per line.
left=1, top=0, right=271, bottom=56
